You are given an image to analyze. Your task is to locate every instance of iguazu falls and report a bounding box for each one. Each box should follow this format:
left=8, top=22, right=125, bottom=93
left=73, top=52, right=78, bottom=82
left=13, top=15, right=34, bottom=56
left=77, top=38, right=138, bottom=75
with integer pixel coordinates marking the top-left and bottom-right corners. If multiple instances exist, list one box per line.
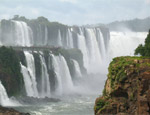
left=0, top=0, right=150, bottom=115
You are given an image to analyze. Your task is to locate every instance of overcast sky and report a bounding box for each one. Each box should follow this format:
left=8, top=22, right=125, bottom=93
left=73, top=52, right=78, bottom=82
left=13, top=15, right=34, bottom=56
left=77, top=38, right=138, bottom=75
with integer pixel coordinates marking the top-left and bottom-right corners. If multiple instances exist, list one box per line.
left=0, top=0, right=150, bottom=25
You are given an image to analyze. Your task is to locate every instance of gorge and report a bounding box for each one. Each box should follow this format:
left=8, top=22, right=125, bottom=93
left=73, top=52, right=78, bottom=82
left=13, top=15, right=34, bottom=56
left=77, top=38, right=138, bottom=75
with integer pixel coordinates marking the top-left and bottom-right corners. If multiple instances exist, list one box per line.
left=0, top=16, right=148, bottom=115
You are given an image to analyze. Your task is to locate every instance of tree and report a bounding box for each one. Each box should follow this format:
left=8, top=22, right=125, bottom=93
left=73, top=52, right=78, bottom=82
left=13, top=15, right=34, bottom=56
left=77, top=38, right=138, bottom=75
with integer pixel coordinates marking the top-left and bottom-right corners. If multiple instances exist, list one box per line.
left=135, top=30, right=150, bottom=56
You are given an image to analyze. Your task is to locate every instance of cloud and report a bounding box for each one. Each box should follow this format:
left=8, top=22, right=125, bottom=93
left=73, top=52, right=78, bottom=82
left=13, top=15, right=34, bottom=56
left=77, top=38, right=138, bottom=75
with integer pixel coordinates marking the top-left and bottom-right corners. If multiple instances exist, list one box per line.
left=59, top=0, right=78, bottom=4
left=0, top=14, right=10, bottom=19
left=31, top=8, right=40, bottom=16
left=145, top=0, right=150, bottom=4
left=0, top=0, right=150, bottom=25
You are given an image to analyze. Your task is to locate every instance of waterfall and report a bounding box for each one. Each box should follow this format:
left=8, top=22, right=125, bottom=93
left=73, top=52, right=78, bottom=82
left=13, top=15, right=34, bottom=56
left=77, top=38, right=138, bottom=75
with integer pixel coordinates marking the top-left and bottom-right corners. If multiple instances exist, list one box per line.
left=24, top=51, right=39, bottom=97
left=58, top=55, right=74, bottom=93
left=57, top=30, right=62, bottom=46
left=13, top=21, right=32, bottom=46
left=77, top=34, right=89, bottom=70
left=50, top=54, right=63, bottom=96
left=39, top=54, right=51, bottom=97
left=97, top=28, right=107, bottom=60
left=85, top=28, right=102, bottom=73
left=71, top=59, right=82, bottom=78
left=66, top=28, right=74, bottom=48
left=0, top=81, right=20, bottom=106
left=20, top=63, right=36, bottom=97
left=44, top=26, right=48, bottom=45
left=51, top=54, right=74, bottom=95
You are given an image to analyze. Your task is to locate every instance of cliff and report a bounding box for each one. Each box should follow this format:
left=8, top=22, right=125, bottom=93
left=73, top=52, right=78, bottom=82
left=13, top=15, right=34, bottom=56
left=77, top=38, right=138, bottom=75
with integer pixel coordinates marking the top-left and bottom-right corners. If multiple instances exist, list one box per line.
left=0, top=16, right=110, bottom=47
left=0, top=46, right=24, bottom=97
left=0, top=46, right=84, bottom=114
left=0, top=46, right=85, bottom=97
left=94, top=56, right=150, bottom=115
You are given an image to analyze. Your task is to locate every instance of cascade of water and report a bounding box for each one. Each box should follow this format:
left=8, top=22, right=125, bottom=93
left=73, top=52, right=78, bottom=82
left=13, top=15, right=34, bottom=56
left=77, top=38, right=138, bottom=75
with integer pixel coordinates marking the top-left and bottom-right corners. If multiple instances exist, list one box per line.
left=44, top=26, right=48, bottom=45
left=71, top=59, right=82, bottom=78
left=66, top=28, right=74, bottom=48
left=28, top=27, right=34, bottom=45
left=85, top=28, right=102, bottom=73
left=97, top=29, right=107, bottom=60
left=39, top=24, right=42, bottom=45
left=24, top=51, right=39, bottom=97
left=13, top=21, right=32, bottom=46
left=77, top=33, right=89, bottom=70
left=20, top=63, right=35, bottom=97
left=51, top=54, right=74, bottom=95
left=0, top=81, right=19, bottom=106
left=57, top=30, right=62, bottom=46
left=50, top=54, right=63, bottom=96
left=58, top=55, right=74, bottom=93
left=39, top=54, right=51, bottom=97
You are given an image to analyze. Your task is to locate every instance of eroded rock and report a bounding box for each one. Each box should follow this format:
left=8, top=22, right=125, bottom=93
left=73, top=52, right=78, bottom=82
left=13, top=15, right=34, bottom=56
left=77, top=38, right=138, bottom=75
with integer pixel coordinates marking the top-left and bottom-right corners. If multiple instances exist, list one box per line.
left=94, top=57, right=150, bottom=115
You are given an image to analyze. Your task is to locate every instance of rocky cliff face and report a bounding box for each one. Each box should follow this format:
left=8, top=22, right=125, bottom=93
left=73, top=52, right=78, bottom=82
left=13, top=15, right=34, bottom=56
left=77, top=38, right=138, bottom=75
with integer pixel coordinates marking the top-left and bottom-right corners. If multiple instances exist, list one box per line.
left=94, top=56, right=150, bottom=115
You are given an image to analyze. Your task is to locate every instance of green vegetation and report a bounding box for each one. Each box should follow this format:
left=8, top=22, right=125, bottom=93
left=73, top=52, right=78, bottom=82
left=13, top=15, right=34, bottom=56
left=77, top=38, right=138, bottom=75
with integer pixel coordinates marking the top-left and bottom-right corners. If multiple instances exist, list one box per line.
left=135, top=30, right=150, bottom=56
left=107, top=56, right=149, bottom=90
left=0, top=46, right=24, bottom=96
left=94, top=98, right=109, bottom=114
left=108, top=57, right=130, bottom=89
left=95, top=99, right=105, bottom=112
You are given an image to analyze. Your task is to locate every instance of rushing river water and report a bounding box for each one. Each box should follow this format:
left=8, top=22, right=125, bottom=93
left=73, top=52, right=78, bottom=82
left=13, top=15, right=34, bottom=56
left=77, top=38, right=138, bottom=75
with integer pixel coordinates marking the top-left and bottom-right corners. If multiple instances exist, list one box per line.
left=14, top=74, right=106, bottom=115
left=15, top=95, right=96, bottom=115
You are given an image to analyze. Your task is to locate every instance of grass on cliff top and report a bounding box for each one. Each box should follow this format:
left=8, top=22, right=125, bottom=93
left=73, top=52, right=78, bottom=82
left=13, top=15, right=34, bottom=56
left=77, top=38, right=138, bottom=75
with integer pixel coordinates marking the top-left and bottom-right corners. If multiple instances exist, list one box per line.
left=107, top=56, right=150, bottom=90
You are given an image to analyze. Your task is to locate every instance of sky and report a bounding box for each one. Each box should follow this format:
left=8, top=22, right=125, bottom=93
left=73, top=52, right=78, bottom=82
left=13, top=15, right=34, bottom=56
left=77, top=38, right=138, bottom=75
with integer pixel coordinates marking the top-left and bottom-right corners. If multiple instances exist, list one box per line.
left=0, top=0, right=150, bottom=25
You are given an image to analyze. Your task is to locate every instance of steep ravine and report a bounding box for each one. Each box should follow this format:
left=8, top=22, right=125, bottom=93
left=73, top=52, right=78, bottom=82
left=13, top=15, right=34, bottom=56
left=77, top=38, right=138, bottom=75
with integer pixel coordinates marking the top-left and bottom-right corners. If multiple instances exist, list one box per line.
left=95, top=56, right=150, bottom=115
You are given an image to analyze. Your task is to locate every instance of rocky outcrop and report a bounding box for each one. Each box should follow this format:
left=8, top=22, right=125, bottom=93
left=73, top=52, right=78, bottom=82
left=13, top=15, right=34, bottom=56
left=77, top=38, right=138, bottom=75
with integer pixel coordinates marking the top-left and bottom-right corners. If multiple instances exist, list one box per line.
left=0, top=106, right=30, bottom=115
left=94, top=56, right=150, bottom=115
left=0, top=46, right=24, bottom=97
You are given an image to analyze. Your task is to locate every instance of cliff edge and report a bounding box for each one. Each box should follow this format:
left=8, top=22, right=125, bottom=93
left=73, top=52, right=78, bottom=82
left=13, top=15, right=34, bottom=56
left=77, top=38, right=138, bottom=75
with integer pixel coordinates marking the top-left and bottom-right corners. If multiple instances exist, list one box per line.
left=94, top=56, right=150, bottom=115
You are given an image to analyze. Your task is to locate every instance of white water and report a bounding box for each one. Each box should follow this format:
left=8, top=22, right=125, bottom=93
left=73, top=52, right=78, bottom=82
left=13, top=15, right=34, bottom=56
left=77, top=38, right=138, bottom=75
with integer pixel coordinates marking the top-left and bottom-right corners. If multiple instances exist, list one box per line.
left=20, top=63, right=36, bottom=97
left=51, top=54, right=74, bottom=95
left=57, top=30, right=62, bottom=46
left=13, top=21, right=32, bottom=46
left=86, top=29, right=102, bottom=73
left=39, top=54, right=51, bottom=98
left=71, top=59, right=82, bottom=78
left=77, top=34, right=89, bottom=70
left=51, top=54, right=63, bottom=96
left=44, top=26, right=48, bottom=45
left=24, top=51, right=39, bottom=97
left=66, top=28, right=74, bottom=48
left=97, top=28, right=107, bottom=60
left=0, top=81, right=20, bottom=106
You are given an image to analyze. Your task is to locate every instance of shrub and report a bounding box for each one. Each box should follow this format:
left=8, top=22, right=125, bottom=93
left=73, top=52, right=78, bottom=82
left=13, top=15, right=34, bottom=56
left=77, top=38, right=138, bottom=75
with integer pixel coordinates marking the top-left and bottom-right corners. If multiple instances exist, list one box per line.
left=135, top=30, right=150, bottom=56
